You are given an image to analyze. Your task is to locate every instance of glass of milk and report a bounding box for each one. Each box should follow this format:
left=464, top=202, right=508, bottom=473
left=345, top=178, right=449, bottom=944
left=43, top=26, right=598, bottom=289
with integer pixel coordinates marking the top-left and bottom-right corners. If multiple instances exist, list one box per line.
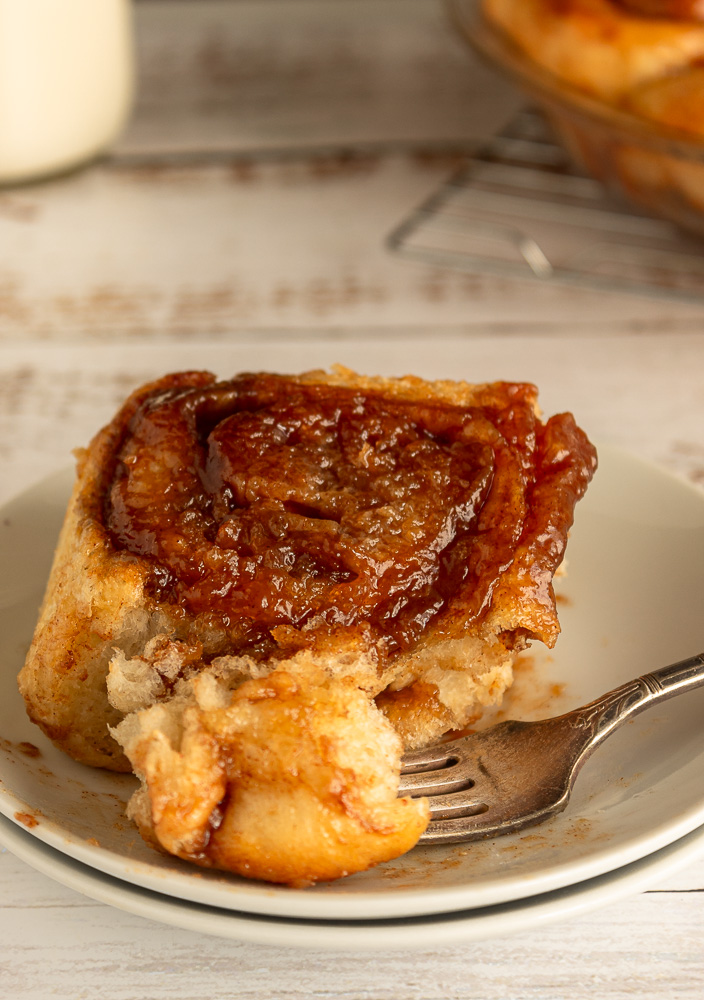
left=0, top=0, right=134, bottom=184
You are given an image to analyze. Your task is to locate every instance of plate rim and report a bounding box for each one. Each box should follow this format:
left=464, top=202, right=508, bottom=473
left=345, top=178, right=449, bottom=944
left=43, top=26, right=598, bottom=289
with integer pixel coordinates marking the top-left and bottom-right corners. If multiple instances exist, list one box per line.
left=1, top=446, right=704, bottom=921
left=2, top=809, right=704, bottom=950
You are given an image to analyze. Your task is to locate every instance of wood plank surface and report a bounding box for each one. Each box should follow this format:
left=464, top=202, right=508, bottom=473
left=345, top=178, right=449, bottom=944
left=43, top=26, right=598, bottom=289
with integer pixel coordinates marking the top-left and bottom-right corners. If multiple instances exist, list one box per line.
left=1, top=845, right=703, bottom=1000
left=3, top=146, right=704, bottom=341
left=120, top=0, right=522, bottom=155
left=1, top=0, right=703, bottom=996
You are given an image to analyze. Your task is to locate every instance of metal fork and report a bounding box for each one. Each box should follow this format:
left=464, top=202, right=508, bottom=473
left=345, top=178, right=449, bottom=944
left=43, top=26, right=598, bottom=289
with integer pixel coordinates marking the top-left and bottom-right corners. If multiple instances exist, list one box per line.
left=400, top=652, right=704, bottom=844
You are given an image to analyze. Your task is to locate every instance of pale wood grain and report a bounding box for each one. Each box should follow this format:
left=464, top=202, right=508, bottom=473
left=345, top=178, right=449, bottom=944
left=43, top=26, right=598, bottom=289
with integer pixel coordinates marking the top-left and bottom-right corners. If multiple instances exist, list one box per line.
left=2, top=152, right=704, bottom=342
left=1, top=848, right=703, bottom=1000
left=2, top=2, right=704, bottom=341
left=120, top=0, right=522, bottom=156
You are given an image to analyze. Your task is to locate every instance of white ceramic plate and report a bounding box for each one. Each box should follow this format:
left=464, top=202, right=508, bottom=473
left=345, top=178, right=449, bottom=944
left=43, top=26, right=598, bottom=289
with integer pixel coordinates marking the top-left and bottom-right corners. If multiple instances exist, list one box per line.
left=1, top=447, right=703, bottom=921
left=2, top=808, right=703, bottom=951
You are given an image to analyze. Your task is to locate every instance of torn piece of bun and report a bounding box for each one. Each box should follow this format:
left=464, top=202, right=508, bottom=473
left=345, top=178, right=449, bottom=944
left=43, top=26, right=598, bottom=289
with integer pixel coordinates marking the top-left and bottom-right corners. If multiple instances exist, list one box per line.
left=18, top=367, right=596, bottom=883
left=113, top=662, right=429, bottom=885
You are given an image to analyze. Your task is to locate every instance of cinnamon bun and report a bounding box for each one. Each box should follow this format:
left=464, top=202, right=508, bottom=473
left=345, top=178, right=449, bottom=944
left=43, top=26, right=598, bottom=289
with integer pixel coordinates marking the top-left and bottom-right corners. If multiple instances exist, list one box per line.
left=19, top=367, right=597, bottom=883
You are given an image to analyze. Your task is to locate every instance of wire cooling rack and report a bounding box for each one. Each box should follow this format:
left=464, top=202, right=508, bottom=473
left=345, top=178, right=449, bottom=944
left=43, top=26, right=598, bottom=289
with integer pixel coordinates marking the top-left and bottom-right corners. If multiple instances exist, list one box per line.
left=387, top=109, right=704, bottom=299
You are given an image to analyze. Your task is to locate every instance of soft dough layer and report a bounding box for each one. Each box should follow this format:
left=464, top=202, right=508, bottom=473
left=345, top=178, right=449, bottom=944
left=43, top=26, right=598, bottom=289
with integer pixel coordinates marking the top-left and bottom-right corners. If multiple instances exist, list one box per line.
left=18, top=366, right=597, bottom=884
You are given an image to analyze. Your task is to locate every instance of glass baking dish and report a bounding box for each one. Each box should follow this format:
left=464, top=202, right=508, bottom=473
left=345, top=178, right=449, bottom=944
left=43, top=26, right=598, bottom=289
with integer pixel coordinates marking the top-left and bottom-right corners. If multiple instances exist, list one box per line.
left=449, top=0, right=704, bottom=238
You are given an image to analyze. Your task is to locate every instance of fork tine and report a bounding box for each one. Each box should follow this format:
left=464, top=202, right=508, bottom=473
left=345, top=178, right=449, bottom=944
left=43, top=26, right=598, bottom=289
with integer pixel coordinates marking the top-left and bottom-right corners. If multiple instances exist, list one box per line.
left=419, top=796, right=570, bottom=843
left=422, top=790, right=489, bottom=819
left=399, top=743, right=457, bottom=772
left=399, top=768, right=474, bottom=797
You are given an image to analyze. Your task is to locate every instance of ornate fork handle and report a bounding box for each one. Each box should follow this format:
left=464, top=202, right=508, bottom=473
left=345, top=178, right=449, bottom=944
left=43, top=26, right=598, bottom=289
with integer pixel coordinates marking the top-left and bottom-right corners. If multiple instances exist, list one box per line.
left=570, top=652, right=704, bottom=755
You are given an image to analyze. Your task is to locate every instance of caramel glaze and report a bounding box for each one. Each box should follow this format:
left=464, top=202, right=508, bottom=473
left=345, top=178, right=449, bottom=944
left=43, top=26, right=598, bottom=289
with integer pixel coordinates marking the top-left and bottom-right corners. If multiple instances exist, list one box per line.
left=103, top=372, right=596, bottom=666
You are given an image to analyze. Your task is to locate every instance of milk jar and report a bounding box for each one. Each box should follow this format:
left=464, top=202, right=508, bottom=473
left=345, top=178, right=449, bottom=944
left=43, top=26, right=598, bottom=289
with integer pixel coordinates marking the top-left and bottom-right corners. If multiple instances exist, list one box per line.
left=0, top=0, right=134, bottom=184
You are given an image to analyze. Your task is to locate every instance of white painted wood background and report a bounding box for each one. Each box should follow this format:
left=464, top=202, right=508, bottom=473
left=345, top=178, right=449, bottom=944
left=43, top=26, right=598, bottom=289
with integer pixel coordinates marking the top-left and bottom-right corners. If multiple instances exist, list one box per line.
left=1, top=1, right=703, bottom=996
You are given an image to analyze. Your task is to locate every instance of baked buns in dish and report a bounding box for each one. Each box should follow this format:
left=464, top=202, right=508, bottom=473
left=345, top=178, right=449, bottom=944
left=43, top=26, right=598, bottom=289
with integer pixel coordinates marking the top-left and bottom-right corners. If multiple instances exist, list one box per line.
left=19, top=367, right=597, bottom=884
left=483, top=0, right=704, bottom=132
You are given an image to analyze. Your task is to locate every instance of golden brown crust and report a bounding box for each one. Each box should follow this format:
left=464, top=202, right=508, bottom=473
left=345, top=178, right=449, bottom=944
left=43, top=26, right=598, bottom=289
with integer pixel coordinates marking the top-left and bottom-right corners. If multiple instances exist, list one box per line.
left=17, top=459, right=147, bottom=771
left=18, top=373, right=203, bottom=770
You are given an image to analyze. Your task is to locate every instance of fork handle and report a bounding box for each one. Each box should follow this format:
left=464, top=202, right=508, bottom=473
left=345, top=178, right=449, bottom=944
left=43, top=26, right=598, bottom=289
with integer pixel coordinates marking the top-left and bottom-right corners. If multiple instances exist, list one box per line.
left=572, top=651, right=704, bottom=752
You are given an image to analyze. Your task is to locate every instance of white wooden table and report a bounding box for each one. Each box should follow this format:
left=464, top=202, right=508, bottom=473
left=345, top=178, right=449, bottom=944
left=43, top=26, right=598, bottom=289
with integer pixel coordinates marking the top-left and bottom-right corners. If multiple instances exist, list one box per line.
left=1, top=2, right=703, bottom=996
